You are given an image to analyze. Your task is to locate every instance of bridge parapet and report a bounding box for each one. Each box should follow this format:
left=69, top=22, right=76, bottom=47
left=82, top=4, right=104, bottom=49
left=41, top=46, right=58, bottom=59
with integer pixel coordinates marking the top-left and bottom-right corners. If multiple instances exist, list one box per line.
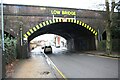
left=1, top=4, right=109, bottom=38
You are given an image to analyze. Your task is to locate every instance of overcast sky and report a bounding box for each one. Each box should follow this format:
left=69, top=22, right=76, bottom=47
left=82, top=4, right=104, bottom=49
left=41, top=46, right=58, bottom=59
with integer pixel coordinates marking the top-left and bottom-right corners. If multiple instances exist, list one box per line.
left=2, top=0, right=119, bottom=10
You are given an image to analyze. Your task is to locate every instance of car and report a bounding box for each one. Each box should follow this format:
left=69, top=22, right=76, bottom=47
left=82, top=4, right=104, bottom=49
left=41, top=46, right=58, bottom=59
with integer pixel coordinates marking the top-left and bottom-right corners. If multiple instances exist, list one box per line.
left=44, top=46, right=52, bottom=54
left=56, top=46, right=60, bottom=48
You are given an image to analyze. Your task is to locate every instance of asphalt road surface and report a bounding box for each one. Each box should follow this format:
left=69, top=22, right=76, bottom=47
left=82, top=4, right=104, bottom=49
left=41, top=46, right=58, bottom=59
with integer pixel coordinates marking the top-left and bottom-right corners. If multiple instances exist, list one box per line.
left=47, top=49, right=118, bottom=78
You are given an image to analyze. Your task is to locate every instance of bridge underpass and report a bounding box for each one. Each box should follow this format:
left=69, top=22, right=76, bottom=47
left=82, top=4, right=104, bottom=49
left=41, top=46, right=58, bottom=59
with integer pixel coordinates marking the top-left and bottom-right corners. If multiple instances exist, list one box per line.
left=25, top=21, right=97, bottom=58
left=1, top=4, right=108, bottom=59
left=29, top=22, right=96, bottom=51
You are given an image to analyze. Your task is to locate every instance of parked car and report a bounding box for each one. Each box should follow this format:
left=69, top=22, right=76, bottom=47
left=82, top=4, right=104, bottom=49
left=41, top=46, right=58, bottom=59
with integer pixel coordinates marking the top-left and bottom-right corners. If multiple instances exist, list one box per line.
left=56, top=46, right=60, bottom=48
left=44, top=46, right=52, bottom=54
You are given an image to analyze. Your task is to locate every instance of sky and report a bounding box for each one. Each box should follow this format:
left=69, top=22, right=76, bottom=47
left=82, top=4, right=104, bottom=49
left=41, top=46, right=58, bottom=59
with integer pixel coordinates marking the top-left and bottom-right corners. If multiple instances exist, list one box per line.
left=1, top=0, right=119, bottom=11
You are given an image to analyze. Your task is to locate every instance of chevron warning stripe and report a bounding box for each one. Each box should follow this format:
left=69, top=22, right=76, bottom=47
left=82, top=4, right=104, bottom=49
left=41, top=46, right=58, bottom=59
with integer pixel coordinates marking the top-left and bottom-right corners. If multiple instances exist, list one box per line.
left=36, top=25, right=40, bottom=29
left=46, top=21, right=49, bottom=25
left=86, top=25, right=89, bottom=29
left=23, top=19, right=98, bottom=39
left=49, top=20, right=53, bottom=24
left=42, top=22, right=46, bottom=26
left=27, top=31, right=31, bottom=36
left=33, top=27, right=37, bottom=31
left=91, top=28, right=94, bottom=32
left=39, top=23, right=43, bottom=28
left=82, top=22, right=84, bottom=26
left=79, top=21, right=82, bottom=25
left=93, top=30, right=96, bottom=34
left=95, top=32, right=98, bottom=36
left=29, top=29, right=34, bottom=33
left=74, top=20, right=76, bottom=23
left=89, top=27, right=91, bottom=30
left=77, top=20, right=79, bottom=24
left=24, top=34, right=28, bottom=39
left=84, top=24, right=87, bottom=28
left=52, top=19, right=55, bottom=23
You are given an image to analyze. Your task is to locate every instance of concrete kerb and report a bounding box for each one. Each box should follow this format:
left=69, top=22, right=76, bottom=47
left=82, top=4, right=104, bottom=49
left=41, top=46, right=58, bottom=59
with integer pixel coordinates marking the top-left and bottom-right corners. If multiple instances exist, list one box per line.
left=42, top=52, right=67, bottom=79
left=84, top=51, right=119, bottom=59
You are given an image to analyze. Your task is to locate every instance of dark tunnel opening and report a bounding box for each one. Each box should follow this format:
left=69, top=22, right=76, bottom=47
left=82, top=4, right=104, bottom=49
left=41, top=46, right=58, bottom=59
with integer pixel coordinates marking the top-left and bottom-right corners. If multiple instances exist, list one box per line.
left=28, top=22, right=96, bottom=51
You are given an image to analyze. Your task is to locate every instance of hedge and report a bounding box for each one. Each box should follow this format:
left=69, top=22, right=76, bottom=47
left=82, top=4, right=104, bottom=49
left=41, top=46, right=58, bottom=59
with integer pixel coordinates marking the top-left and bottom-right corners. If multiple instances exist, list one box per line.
left=0, top=34, right=17, bottom=64
left=98, top=39, right=120, bottom=52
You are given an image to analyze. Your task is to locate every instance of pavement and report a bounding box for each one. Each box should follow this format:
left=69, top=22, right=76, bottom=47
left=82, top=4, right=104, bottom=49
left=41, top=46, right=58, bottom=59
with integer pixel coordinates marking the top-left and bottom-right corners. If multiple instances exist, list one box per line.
left=0, top=48, right=2, bottom=80
left=82, top=51, right=119, bottom=58
left=8, top=53, right=57, bottom=78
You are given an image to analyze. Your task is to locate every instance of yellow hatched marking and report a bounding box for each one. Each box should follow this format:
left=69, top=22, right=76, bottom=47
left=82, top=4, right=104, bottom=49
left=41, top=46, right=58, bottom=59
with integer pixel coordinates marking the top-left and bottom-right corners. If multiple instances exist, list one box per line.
left=79, top=21, right=82, bottom=25
left=86, top=25, right=89, bottom=29
left=46, top=21, right=49, bottom=25
left=56, top=19, right=59, bottom=22
left=91, top=29, right=94, bottom=32
left=39, top=23, right=43, bottom=28
left=82, top=22, right=84, bottom=26
left=53, top=19, right=55, bottom=23
left=61, top=19, right=63, bottom=22
left=71, top=19, right=74, bottom=23
left=93, top=30, right=96, bottom=34
left=84, top=24, right=87, bottom=28
left=74, top=20, right=76, bottom=23
left=33, top=27, right=37, bottom=31
left=42, top=22, right=46, bottom=26
left=77, top=20, right=79, bottom=24
left=27, top=31, right=31, bottom=36
left=67, top=19, right=70, bottom=22
left=58, top=19, right=60, bottom=22
left=89, top=27, right=91, bottom=30
left=29, top=29, right=33, bottom=33
left=24, top=34, right=28, bottom=38
left=95, top=32, right=98, bottom=35
left=36, top=25, right=40, bottom=29
left=49, top=20, right=53, bottom=24
left=57, top=19, right=60, bottom=22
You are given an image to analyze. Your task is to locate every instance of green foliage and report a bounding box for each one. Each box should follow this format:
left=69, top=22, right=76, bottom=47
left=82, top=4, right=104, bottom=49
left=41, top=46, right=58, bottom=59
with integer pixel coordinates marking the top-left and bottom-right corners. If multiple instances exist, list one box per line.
left=0, top=35, right=1, bottom=48
left=98, top=40, right=106, bottom=51
left=4, top=34, right=17, bottom=64
left=111, top=26, right=120, bottom=39
left=98, top=39, right=120, bottom=52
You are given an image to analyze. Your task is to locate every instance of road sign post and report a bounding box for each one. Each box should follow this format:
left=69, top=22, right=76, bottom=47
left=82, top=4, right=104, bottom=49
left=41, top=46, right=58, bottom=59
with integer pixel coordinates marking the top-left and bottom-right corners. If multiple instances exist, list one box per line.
left=1, top=0, right=6, bottom=78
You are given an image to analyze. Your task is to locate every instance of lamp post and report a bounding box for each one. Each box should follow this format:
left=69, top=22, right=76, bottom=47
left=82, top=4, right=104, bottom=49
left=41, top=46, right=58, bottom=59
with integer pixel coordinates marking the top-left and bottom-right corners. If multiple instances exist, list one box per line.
left=20, top=27, right=23, bottom=46
left=1, top=0, right=4, bottom=52
left=1, top=0, right=6, bottom=78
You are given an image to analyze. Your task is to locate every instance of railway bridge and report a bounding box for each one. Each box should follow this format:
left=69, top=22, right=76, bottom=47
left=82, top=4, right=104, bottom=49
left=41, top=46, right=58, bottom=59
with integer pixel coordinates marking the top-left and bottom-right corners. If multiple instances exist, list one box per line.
left=1, top=4, right=109, bottom=58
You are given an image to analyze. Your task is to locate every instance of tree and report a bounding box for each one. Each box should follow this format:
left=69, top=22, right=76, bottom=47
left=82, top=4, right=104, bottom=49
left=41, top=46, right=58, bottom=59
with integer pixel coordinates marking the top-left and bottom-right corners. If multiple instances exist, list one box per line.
left=105, top=0, right=115, bottom=54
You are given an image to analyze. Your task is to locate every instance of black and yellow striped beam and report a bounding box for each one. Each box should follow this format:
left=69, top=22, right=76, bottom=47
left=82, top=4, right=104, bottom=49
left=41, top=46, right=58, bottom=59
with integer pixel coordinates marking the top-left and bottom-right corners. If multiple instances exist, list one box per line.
left=23, top=19, right=98, bottom=39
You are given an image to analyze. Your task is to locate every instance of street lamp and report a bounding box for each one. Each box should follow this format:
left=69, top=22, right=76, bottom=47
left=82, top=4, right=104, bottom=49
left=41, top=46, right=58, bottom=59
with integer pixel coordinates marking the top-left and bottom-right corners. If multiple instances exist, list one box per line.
left=19, top=22, right=23, bottom=46
left=1, top=0, right=4, bottom=51
left=1, top=0, right=6, bottom=78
